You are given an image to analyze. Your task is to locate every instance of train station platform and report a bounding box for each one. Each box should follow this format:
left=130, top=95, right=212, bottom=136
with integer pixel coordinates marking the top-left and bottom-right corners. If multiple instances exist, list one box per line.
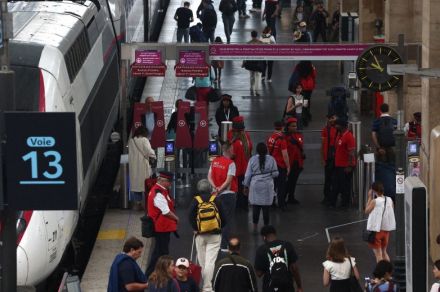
left=81, top=0, right=386, bottom=291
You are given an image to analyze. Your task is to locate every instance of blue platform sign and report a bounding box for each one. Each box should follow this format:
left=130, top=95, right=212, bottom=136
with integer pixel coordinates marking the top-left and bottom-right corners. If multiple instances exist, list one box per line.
left=4, top=112, right=78, bottom=210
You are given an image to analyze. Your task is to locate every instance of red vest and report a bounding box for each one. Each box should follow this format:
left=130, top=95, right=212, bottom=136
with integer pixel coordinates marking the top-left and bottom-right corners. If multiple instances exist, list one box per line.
left=210, top=156, right=238, bottom=193
left=147, top=183, right=177, bottom=233
left=286, top=132, right=304, bottom=168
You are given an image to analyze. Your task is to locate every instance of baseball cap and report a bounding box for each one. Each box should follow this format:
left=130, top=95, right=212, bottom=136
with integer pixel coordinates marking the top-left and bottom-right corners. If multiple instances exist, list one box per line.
left=176, top=257, right=190, bottom=268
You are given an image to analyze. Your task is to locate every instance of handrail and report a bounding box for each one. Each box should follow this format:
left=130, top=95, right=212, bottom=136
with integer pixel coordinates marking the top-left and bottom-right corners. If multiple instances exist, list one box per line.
left=57, top=272, right=69, bottom=292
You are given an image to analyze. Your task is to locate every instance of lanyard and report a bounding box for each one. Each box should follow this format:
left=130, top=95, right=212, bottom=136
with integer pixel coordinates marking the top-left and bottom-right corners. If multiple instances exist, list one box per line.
left=225, top=108, right=230, bottom=121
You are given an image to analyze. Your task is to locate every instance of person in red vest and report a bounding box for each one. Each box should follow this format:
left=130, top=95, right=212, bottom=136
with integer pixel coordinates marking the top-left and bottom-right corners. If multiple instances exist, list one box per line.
left=266, top=121, right=290, bottom=211
left=208, top=142, right=238, bottom=250
left=227, top=116, right=253, bottom=211
left=285, top=117, right=304, bottom=205
left=405, top=111, right=422, bottom=143
left=145, top=171, right=179, bottom=278
left=329, top=119, right=356, bottom=209
left=320, top=113, right=337, bottom=205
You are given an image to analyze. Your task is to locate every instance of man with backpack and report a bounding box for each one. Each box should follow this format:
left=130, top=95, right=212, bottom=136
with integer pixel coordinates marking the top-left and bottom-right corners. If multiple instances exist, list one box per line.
left=255, top=225, right=303, bottom=292
left=327, top=85, right=348, bottom=121
left=189, top=179, right=227, bottom=292
left=200, top=0, right=217, bottom=42
left=208, top=142, right=237, bottom=250
left=266, top=121, right=290, bottom=211
left=371, top=103, right=397, bottom=165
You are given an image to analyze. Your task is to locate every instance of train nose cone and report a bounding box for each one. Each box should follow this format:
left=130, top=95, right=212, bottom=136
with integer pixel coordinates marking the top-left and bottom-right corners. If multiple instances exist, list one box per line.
left=17, top=245, right=29, bottom=286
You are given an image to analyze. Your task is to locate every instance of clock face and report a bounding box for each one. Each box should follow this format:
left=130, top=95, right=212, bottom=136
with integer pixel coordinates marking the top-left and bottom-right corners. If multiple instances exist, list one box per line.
left=356, top=46, right=403, bottom=92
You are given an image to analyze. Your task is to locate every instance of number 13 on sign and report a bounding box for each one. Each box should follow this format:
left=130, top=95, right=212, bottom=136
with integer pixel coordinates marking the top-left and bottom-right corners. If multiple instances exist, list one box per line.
left=21, top=150, right=64, bottom=184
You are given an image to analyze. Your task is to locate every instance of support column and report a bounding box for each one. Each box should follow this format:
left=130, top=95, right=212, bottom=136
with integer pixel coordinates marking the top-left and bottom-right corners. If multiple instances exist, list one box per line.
left=421, top=0, right=440, bottom=261
left=358, top=0, right=384, bottom=42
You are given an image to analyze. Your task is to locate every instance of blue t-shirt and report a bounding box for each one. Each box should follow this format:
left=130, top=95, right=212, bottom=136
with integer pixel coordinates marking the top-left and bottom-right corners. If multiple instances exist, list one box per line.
left=366, top=280, right=398, bottom=292
left=177, top=278, right=200, bottom=292
left=148, top=278, right=180, bottom=292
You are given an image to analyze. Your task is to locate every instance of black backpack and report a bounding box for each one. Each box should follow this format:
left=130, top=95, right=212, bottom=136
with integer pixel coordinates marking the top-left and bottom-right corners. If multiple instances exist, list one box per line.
left=267, top=245, right=291, bottom=292
left=328, top=86, right=349, bottom=121
left=377, top=116, right=396, bottom=147
left=201, top=8, right=217, bottom=28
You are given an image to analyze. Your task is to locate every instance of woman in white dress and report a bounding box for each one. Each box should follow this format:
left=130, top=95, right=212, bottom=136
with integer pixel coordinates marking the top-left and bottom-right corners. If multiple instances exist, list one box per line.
left=128, top=126, right=156, bottom=209
left=365, top=181, right=396, bottom=262
left=322, top=237, right=360, bottom=292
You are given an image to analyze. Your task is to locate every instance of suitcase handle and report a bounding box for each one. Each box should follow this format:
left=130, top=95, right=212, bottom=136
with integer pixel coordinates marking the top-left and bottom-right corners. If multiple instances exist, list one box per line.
left=190, top=233, right=198, bottom=263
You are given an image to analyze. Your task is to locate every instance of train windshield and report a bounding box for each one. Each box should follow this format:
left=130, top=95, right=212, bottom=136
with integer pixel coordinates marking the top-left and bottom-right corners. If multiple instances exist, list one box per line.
left=10, top=66, right=41, bottom=111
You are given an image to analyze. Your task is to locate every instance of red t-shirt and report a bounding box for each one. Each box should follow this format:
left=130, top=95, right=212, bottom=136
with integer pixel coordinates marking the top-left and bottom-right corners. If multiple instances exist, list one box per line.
left=334, top=130, right=356, bottom=167
left=267, top=131, right=288, bottom=168
left=321, top=125, right=337, bottom=162
left=210, top=156, right=238, bottom=193
left=286, top=132, right=304, bottom=168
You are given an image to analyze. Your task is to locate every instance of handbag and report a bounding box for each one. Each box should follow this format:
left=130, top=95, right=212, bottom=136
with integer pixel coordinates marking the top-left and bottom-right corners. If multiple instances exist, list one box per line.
left=208, top=87, right=221, bottom=102
left=363, top=197, right=387, bottom=244
left=185, top=85, right=197, bottom=100
left=348, top=258, right=363, bottom=292
left=140, top=215, right=155, bottom=238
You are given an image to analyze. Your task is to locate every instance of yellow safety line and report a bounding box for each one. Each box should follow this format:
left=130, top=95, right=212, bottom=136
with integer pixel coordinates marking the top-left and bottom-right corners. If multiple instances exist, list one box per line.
left=97, top=229, right=127, bottom=240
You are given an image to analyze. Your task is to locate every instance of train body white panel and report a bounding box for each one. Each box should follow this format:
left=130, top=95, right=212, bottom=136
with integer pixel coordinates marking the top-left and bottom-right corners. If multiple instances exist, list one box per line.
left=17, top=212, right=48, bottom=285
left=71, top=34, right=105, bottom=114
left=38, top=46, right=70, bottom=100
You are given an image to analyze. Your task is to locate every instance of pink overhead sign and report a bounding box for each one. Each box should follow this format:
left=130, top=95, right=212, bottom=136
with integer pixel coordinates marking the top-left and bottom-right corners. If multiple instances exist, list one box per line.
left=179, top=51, right=206, bottom=65
left=135, top=50, right=162, bottom=65
left=209, top=44, right=370, bottom=60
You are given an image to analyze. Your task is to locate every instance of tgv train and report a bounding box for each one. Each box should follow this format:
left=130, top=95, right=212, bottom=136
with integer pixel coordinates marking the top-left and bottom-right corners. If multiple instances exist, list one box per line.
left=7, top=0, right=149, bottom=286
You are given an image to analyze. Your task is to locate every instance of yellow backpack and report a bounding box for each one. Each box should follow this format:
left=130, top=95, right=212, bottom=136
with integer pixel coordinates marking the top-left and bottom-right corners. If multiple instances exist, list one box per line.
left=195, top=195, right=221, bottom=233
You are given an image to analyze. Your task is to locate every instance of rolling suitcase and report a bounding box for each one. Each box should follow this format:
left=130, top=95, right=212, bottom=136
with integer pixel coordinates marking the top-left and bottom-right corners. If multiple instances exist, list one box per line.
left=188, top=234, right=202, bottom=285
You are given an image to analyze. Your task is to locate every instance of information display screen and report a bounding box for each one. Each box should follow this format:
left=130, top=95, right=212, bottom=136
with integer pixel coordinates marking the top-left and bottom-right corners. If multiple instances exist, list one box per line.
left=209, top=141, right=219, bottom=156
left=165, top=140, right=175, bottom=156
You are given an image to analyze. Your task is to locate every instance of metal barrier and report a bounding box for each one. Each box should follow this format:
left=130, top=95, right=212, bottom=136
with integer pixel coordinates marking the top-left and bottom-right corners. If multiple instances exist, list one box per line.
left=58, top=273, right=81, bottom=292
left=360, top=146, right=375, bottom=212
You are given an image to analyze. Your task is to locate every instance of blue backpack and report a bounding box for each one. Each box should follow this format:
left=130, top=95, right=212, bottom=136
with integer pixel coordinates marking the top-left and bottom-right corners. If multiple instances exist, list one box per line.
left=190, top=24, right=207, bottom=42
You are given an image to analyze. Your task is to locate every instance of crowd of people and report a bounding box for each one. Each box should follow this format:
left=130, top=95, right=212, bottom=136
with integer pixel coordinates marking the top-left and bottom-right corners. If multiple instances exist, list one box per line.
left=106, top=0, right=438, bottom=291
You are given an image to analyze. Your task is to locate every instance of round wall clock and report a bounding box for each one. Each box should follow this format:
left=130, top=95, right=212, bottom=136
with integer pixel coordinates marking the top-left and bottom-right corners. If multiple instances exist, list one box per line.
left=356, top=45, right=403, bottom=92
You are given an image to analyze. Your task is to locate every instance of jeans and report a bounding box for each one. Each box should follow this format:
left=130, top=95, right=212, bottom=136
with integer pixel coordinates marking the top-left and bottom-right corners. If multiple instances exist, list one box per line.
left=222, top=14, right=235, bottom=43
left=329, top=167, right=353, bottom=207
left=313, top=28, right=327, bottom=42
left=177, top=27, right=190, bottom=43
left=295, top=113, right=303, bottom=130
left=145, top=232, right=171, bottom=277
left=237, top=0, right=246, bottom=15
left=252, top=205, right=270, bottom=225
left=236, top=175, right=248, bottom=210
left=262, top=61, right=274, bottom=79
left=266, top=17, right=277, bottom=39
left=250, top=71, right=262, bottom=92
left=195, top=234, right=221, bottom=292
left=218, top=192, right=236, bottom=249
left=274, top=166, right=287, bottom=208
left=203, top=28, right=215, bottom=43
left=323, top=162, right=334, bottom=202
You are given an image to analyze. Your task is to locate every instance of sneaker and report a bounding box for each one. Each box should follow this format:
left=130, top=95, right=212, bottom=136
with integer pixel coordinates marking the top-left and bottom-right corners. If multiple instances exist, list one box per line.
left=267, top=79, right=272, bottom=83
left=243, top=14, right=250, bottom=18
left=249, top=8, right=256, bottom=12
left=255, top=91, right=260, bottom=96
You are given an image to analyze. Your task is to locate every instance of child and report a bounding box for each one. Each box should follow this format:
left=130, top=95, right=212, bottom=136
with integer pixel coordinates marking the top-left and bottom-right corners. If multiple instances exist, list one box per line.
left=430, top=260, right=440, bottom=292
left=174, top=258, right=199, bottom=292
left=365, top=260, right=398, bottom=292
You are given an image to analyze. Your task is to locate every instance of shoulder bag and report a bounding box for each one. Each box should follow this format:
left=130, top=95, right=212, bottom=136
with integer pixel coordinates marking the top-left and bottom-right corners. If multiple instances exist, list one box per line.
left=133, top=138, right=157, bottom=169
left=348, top=258, right=363, bottom=292
left=362, top=197, right=387, bottom=243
